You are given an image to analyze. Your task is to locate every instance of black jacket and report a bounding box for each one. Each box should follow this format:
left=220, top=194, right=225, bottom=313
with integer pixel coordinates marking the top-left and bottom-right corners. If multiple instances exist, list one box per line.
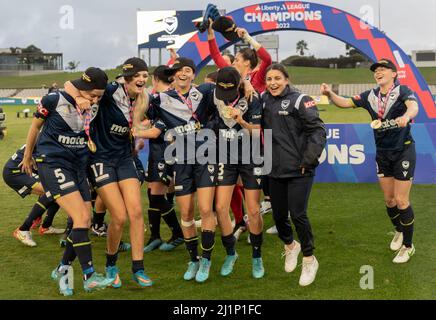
left=262, top=86, right=326, bottom=178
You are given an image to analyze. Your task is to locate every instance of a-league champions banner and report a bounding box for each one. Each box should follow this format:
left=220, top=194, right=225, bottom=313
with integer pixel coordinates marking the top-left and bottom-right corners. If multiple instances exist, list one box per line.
left=172, top=1, right=436, bottom=185
left=317, top=124, right=436, bottom=184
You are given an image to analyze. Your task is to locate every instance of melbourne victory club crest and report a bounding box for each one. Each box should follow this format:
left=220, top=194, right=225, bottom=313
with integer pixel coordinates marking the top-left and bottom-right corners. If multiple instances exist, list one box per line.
left=208, top=165, right=215, bottom=174
left=158, top=162, right=165, bottom=171
left=402, top=161, right=410, bottom=170
left=281, top=100, right=290, bottom=110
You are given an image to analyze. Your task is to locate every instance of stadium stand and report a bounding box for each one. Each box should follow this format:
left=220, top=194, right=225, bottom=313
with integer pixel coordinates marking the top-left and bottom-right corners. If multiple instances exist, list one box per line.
left=13, top=88, right=48, bottom=98
left=429, top=85, right=436, bottom=95
left=294, top=84, right=330, bottom=95
left=338, top=84, right=375, bottom=97
left=0, top=89, right=18, bottom=97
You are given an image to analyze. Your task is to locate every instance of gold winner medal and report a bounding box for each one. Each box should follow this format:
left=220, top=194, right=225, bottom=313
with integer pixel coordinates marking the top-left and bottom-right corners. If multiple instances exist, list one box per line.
left=370, top=119, right=382, bottom=129
left=223, top=106, right=233, bottom=119
left=87, top=140, right=97, bottom=153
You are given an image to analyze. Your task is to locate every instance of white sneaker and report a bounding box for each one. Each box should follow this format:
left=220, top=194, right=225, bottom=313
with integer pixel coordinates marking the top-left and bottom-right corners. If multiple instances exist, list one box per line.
left=39, top=226, right=65, bottom=235
left=266, top=225, right=278, bottom=234
left=299, top=256, right=319, bottom=286
left=390, top=231, right=403, bottom=251
left=393, top=245, right=415, bottom=264
left=233, top=226, right=246, bottom=241
left=282, top=241, right=301, bottom=273
left=260, top=201, right=272, bottom=215
left=13, top=228, right=37, bottom=247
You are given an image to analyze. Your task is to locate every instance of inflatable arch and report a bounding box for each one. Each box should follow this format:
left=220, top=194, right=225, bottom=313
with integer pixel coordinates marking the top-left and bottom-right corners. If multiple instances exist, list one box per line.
left=178, top=1, right=436, bottom=123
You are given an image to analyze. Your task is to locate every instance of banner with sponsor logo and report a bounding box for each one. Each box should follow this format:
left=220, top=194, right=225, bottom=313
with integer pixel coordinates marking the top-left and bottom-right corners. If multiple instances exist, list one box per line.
left=316, top=124, right=436, bottom=184
left=137, top=10, right=203, bottom=50
left=0, top=97, right=40, bottom=105
left=177, top=1, right=436, bottom=123
left=136, top=123, right=435, bottom=185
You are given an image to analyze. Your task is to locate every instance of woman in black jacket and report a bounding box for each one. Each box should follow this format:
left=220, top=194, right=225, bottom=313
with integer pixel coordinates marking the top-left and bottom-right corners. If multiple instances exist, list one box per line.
left=262, top=63, right=326, bottom=286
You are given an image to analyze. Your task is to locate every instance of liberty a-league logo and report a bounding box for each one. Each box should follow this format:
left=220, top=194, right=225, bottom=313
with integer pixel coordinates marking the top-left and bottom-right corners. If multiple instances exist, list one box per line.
left=164, top=16, right=178, bottom=35
left=281, top=100, right=290, bottom=110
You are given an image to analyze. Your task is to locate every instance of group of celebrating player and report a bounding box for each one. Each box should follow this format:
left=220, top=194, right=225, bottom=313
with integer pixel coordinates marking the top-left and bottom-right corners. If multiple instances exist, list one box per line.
left=2, top=16, right=419, bottom=296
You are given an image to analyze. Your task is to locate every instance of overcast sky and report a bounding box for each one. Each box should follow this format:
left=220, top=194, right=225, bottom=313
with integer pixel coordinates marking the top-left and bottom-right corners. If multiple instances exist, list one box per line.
left=0, top=0, right=434, bottom=70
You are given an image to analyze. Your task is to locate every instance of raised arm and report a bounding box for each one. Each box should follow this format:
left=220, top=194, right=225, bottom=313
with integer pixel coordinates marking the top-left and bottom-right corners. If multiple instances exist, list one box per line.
left=64, top=80, right=91, bottom=111
left=320, top=83, right=355, bottom=108
left=207, top=19, right=230, bottom=69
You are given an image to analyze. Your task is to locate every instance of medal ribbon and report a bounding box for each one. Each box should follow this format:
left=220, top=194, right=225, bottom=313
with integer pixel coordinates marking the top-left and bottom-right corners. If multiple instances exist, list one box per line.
left=176, top=89, right=199, bottom=122
left=377, top=84, right=395, bottom=120
left=123, top=84, right=135, bottom=129
left=75, top=105, right=92, bottom=143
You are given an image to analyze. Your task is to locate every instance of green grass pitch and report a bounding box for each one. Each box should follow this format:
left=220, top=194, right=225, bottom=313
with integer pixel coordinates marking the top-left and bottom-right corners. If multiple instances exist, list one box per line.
left=0, top=105, right=435, bottom=300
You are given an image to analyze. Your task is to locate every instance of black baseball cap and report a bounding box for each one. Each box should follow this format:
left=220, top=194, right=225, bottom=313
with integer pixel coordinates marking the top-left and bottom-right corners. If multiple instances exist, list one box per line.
left=122, top=57, right=148, bottom=77
left=164, top=57, right=196, bottom=75
left=153, top=65, right=173, bottom=84
left=212, top=16, right=239, bottom=42
left=370, top=59, right=397, bottom=72
left=71, top=67, right=108, bottom=91
left=216, top=66, right=241, bottom=101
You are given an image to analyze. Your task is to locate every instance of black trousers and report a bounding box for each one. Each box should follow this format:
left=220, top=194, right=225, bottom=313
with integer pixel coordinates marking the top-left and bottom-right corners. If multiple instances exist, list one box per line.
left=269, top=176, right=315, bottom=256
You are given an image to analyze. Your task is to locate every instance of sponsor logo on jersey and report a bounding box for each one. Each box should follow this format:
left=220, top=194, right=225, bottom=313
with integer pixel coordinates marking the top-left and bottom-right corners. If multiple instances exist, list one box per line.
left=58, top=135, right=86, bottom=146
left=110, top=124, right=129, bottom=135
left=304, top=100, right=317, bottom=108
left=174, top=122, right=201, bottom=135
left=37, top=103, right=49, bottom=117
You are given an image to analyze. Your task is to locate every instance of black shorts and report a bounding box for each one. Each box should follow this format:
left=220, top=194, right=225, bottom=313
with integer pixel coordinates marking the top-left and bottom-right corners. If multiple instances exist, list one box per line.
left=133, top=157, right=146, bottom=186
left=2, top=166, right=40, bottom=198
left=88, top=156, right=139, bottom=189
left=376, top=143, right=416, bottom=181
left=146, top=160, right=173, bottom=186
left=217, top=163, right=263, bottom=190
left=37, top=163, right=91, bottom=202
left=173, top=163, right=217, bottom=196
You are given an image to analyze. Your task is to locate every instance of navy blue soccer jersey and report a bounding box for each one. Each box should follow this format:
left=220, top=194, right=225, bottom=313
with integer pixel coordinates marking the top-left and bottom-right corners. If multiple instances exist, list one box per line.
left=149, top=83, right=217, bottom=162
left=351, top=84, right=417, bottom=151
left=90, top=81, right=134, bottom=161
left=213, top=91, right=262, bottom=163
left=146, top=98, right=169, bottom=163
left=35, top=91, right=88, bottom=168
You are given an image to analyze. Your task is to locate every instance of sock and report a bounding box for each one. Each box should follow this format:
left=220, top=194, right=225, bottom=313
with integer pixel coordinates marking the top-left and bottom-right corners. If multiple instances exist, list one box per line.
left=70, top=228, right=94, bottom=279
left=132, top=260, right=144, bottom=273
left=221, top=234, right=236, bottom=256
left=386, top=206, right=402, bottom=232
left=156, top=195, right=183, bottom=238
left=185, top=236, right=199, bottom=262
left=148, top=195, right=162, bottom=240
left=250, top=232, right=263, bottom=258
left=106, top=253, right=118, bottom=268
left=41, top=202, right=60, bottom=228
left=399, top=206, right=415, bottom=247
left=92, top=209, right=106, bottom=227
left=201, top=230, right=215, bottom=260
left=230, top=186, right=245, bottom=225
left=19, top=194, right=52, bottom=231
left=166, top=192, right=175, bottom=206
left=65, top=217, right=73, bottom=234
left=61, top=233, right=77, bottom=265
